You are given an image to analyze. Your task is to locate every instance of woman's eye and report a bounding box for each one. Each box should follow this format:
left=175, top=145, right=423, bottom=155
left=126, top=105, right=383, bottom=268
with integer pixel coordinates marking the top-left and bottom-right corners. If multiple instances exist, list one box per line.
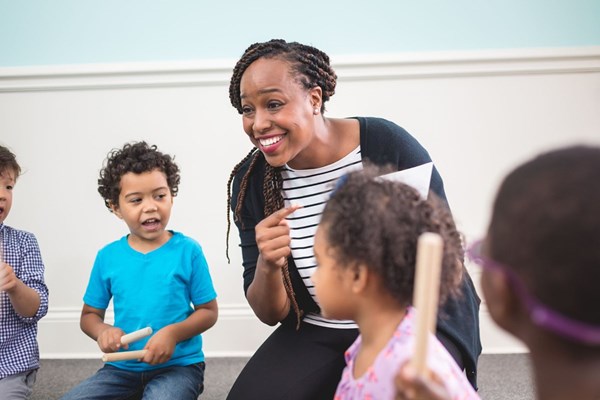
left=267, top=101, right=282, bottom=110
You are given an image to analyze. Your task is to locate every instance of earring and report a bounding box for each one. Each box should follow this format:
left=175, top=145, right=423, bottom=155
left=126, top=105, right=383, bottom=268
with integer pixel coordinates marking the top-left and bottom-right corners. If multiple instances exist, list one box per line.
left=313, top=107, right=320, bottom=115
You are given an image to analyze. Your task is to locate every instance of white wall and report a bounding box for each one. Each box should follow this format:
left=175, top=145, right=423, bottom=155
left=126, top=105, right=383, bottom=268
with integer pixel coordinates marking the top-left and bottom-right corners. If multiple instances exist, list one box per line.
left=1, top=46, right=599, bottom=358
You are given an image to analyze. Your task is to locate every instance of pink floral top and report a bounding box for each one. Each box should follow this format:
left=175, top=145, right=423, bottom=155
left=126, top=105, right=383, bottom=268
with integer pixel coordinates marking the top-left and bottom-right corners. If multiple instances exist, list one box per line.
left=335, top=307, right=480, bottom=400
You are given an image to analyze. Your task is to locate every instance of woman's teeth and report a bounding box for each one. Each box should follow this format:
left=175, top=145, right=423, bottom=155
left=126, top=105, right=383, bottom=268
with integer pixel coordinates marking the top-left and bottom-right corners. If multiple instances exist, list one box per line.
left=259, top=136, right=283, bottom=147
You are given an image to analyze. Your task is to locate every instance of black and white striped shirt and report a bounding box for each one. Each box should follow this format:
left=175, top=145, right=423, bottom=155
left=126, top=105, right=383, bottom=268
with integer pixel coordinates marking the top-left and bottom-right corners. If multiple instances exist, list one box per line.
left=281, top=146, right=362, bottom=329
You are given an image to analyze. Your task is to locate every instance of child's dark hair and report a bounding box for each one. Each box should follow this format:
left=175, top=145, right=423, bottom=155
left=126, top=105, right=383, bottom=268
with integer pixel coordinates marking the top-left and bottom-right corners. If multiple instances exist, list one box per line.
left=98, top=141, right=180, bottom=211
left=489, top=145, right=600, bottom=331
left=0, top=145, right=21, bottom=180
left=226, top=40, right=338, bottom=327
left=320, top=165, right=465, bottom=307
left=228, top=38, right=337, bottom=115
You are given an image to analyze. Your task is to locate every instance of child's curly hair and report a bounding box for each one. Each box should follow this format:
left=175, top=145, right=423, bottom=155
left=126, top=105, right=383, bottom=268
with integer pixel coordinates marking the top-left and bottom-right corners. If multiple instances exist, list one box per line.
left=320, top=164, right=464, bottom=307
left=97, top=141, right=180, bottom=211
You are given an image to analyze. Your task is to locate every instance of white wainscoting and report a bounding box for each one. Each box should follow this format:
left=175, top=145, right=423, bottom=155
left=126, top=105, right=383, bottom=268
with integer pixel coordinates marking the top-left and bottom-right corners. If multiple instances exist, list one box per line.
left=1, top=47, right=599, bottom=358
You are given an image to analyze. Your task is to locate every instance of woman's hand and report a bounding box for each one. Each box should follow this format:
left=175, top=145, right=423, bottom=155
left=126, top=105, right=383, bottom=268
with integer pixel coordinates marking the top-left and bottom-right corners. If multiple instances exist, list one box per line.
left=255, top=205, right=302, bottom=270
left=247, top=204, right=302, bottom=325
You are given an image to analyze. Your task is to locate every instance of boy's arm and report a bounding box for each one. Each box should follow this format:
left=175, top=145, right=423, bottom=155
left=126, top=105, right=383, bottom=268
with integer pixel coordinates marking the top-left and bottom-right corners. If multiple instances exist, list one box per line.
left=142, top=298, right=218, bottom=365
left=0, top=262, right=40, bottom=317
left=80, top=304, right=127, bottom=353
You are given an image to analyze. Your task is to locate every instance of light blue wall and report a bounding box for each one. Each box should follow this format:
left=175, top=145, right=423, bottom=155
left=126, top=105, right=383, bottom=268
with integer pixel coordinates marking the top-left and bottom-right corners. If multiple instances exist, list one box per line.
left=1, top=0, right=599, bottom=67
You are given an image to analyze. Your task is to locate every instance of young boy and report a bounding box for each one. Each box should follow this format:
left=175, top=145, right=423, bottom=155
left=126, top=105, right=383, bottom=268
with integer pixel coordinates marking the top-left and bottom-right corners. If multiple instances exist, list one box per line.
left=0, top=144, right=49, bottom=399
left=61, top=141, right=218, bottom=400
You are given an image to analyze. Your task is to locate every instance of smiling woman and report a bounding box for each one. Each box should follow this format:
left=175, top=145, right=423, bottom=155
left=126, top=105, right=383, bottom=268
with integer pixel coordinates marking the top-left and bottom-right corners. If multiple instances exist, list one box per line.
left=225, top=39, right=482, bottom=399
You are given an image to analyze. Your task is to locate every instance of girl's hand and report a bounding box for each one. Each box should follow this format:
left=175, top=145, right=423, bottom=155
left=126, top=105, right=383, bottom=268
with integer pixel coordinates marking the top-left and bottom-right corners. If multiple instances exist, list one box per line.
left=97, top=326, right=127, bottom=353
left=255, top=205, right=302, bottom=271
left=141, top=326, right=177, bottom=365
left=395, top=363, right=452, bottom=400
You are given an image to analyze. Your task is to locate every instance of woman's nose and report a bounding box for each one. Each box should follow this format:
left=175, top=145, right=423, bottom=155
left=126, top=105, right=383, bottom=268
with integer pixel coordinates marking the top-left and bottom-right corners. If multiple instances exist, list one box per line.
left=253, top=109, right=272, bottom=133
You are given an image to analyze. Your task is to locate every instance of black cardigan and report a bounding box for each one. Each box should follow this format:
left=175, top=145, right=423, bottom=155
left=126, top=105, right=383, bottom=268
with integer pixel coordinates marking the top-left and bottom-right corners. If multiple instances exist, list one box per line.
left=231, top=116, right=482, bottom=386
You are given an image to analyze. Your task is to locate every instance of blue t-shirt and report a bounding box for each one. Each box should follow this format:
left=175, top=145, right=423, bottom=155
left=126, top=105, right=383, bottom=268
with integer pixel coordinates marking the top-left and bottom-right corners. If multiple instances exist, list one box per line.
left=83, top=231, right=217, bottom=371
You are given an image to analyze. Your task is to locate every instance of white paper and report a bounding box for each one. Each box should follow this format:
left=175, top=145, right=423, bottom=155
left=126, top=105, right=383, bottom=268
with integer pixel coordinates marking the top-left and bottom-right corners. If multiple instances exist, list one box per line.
left=377, top=162, right=433, bottom=199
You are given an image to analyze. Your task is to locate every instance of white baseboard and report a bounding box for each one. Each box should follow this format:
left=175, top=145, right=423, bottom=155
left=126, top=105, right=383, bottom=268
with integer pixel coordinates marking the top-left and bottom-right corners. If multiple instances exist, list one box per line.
left=38, top=305, right=523, bottom=358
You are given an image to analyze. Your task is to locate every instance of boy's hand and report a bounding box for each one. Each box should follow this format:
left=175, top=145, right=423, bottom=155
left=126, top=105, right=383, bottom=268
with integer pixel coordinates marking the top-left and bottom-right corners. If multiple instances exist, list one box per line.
left=141, top=326, right=177, bottom=365
left=97, top=326, right=128, bottom=353
left=0, top=262, right=18, bottom=293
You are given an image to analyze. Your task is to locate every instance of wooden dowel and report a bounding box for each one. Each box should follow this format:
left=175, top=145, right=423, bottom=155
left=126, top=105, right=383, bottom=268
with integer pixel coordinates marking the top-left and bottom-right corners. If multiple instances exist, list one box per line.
left=102, top=349, right=148, bottom=362
left=411, top=232, right=444, bottom=377
left=121, top=327, right=152, bottom=345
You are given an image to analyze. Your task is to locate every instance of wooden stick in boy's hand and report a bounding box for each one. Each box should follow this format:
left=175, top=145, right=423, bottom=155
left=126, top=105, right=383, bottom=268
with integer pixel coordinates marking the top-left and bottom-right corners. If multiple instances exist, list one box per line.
left=120, top=326, right=153, bottom=345
left=102, top=349, right=148, bottom=362
left=411, top=232, right=444, bottom=377
left=101, top=327, right=153, bottom=362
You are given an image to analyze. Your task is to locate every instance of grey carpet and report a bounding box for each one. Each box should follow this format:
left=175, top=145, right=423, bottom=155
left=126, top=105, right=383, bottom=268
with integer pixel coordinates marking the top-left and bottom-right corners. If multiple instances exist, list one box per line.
left=30, top=354, right=534, bottom=399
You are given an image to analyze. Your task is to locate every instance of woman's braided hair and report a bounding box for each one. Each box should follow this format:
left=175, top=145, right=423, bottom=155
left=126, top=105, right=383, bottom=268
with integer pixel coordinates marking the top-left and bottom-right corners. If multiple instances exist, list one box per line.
left=226, top=39, right=338, bottom=329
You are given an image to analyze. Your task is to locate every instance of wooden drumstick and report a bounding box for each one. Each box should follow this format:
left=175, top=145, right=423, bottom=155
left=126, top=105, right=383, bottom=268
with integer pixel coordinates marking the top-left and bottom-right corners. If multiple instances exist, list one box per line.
left=411, top=232, right=444, bottom=377
left=120, top=327, right=152, bottom=345
left=102, top=349, right=148, bottom=362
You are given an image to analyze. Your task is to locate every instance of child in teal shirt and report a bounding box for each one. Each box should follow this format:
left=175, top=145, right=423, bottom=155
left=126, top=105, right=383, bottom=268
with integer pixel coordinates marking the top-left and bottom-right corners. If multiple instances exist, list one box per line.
left=62, top=142, right=218, bottom=400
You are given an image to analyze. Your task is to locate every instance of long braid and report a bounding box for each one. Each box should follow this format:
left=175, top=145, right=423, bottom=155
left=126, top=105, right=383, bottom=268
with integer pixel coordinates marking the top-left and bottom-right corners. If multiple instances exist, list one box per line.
left=226, top=148, right=258, bottom=263
left=263, top=163, right=303, bottom=329
left=228, top=39, right=339, bottom=329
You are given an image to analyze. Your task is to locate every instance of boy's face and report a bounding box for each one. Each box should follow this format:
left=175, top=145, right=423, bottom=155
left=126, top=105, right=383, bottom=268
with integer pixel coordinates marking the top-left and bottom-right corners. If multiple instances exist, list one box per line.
left=0, top=169, right=16, bottom=224
left=111, top=169, right=173, bottom=251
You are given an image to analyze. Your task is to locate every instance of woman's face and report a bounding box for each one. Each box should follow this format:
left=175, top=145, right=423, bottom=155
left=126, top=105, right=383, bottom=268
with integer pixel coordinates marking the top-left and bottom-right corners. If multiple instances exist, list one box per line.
left=239, top=57, right=321, bottom=169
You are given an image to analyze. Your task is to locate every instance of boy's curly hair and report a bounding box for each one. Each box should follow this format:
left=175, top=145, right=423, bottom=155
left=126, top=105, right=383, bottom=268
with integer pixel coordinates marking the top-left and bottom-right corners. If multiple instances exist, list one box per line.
left=0, top=145, right=21, bottom=180
left=97, top=141, right=180, bottom=211
left=320, top=165, right=464, bottom=307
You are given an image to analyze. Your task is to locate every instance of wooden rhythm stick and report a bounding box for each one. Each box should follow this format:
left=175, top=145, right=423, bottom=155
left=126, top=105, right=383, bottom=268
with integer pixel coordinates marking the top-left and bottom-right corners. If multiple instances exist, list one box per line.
left=101, top=327, right=153, bottom=362
left=411, top=232, right=444, bottom=377
left=102, top=349, right=147, bottom=362
left=120, top=327, right=152, bottom=345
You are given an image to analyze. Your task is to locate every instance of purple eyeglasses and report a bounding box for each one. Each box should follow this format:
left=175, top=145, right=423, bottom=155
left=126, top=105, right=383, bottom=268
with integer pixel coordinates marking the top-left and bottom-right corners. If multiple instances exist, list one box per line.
left=467, top=239, right=600, bottom=345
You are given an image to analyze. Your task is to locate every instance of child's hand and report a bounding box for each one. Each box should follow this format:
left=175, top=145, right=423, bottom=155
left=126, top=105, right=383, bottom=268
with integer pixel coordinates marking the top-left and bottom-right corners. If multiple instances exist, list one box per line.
left=395, top=363, right=452, bottom=400
left=0, top=262, right=18, bottom=293
left=141, top=326, right=177, bottom=365
left=97, top=326, right=128, bottom=353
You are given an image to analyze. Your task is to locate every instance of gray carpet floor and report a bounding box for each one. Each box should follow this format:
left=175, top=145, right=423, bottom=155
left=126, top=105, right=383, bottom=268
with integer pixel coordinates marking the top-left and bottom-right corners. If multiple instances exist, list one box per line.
left=30, top=354, right=535, bottom=400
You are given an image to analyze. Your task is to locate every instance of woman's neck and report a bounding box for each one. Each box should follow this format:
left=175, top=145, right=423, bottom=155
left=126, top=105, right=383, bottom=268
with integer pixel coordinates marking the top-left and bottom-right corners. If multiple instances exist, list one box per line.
left=287, top=117, right=359, bottom=170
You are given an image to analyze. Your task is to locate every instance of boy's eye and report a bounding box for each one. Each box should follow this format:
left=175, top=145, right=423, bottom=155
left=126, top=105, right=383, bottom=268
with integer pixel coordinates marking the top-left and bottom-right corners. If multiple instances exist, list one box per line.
left=155, top=193, right=167, bottom=200
left=129, top=198, right=142, bottom=204
left=5, top=185, right=13, bottom=190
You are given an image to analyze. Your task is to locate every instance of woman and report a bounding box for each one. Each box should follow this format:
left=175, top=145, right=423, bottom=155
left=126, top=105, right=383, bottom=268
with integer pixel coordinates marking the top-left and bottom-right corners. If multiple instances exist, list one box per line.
left=226, top=39, right=481, bottom=400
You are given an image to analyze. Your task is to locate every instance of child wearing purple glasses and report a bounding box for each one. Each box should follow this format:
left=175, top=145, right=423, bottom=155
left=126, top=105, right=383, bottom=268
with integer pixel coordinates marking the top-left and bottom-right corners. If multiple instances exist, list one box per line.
left=395, top=145, right=600, bottom=400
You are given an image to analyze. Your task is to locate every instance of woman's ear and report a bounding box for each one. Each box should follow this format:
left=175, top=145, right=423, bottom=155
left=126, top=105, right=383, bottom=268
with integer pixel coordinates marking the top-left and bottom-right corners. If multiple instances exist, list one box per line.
left=309, top=86, right=323, bottom=111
